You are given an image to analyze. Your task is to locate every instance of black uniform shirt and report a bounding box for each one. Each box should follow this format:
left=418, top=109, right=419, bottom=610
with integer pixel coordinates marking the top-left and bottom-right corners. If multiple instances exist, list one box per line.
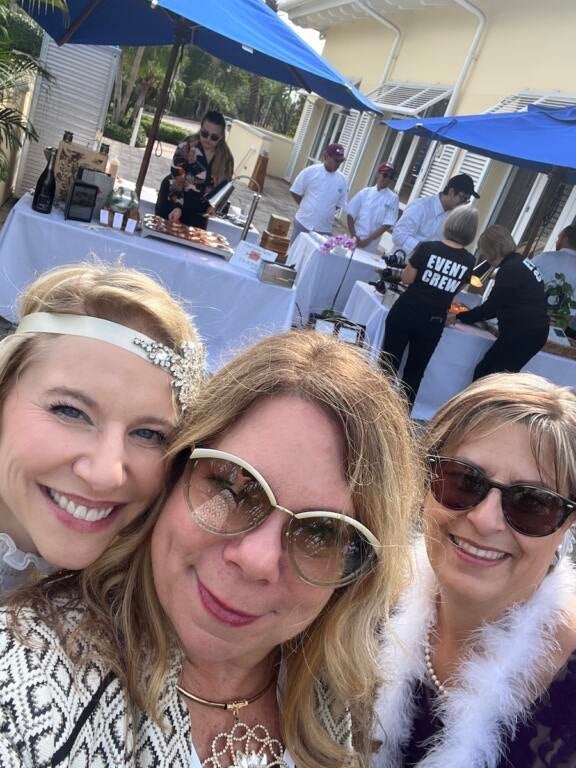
left=459, top=252, right=549, bottom=336
left=405, top=241, right=475, bottom=312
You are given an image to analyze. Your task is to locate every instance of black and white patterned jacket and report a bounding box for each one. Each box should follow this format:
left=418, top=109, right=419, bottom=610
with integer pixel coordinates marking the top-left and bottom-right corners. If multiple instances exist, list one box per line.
left=0, top=608, right=353, bottom=767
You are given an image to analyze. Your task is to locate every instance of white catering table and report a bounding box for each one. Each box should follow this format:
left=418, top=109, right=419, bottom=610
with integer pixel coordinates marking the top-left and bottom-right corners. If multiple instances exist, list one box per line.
left=343, top=280, right=576, bottom=421
left=0, top=196, right=295, bottom=369
left=287, top=232, right=384, bottom=323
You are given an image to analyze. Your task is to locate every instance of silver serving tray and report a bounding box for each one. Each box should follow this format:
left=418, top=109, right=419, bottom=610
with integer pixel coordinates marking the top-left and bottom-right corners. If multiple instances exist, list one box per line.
left=141, top=222, right=233, bottom=259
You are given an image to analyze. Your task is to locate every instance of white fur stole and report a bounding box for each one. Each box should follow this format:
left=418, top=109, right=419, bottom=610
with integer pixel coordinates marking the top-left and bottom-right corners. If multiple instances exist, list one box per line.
left=374, top=541, right=576, bottom=768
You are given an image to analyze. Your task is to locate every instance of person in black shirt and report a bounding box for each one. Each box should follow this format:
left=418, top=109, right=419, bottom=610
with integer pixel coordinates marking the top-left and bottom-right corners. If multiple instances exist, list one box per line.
left=456, top=225, right=549, bottom=380
left=381, top=207, right=478, bottom=409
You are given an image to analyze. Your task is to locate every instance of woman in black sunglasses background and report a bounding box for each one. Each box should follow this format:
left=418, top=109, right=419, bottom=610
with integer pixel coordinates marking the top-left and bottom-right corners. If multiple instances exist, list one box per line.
left=375, top=372, right=576, bottom=768
left=0, top=331, right=423, bottom=767
left=156, top=109, right=234, bottom=229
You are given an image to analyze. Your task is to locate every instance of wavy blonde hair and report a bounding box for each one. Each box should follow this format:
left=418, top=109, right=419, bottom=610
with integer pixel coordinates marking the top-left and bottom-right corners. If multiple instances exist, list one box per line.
left=477, top=224, right=517, bottom=266
left=426, top=372, right=576, bottom=499
left=0, top=262, right=201, bottom=414
left=11, top=331, right=424, bottom=768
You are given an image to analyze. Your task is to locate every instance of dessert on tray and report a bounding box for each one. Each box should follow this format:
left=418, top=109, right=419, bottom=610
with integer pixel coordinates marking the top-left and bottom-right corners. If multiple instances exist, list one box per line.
left=142, top=214, right=233, bottom=255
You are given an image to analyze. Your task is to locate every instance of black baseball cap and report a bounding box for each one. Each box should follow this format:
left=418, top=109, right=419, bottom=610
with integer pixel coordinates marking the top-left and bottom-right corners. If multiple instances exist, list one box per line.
left=446, top=173, right=480, bottom=199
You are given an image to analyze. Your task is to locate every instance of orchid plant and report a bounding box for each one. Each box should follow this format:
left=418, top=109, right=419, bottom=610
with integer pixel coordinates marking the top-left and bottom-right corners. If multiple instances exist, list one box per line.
left=320, top=234, right=357, bottom=253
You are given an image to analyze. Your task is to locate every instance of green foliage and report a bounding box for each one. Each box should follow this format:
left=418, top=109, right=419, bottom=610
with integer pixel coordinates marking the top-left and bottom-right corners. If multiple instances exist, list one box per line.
left=111, top=38, right=304, bottom=140
left=140, top=114, right=189, bottom=145
left=3, top=7, right=42, bottom=56
left=545, top=272, right=576, bottom=329
left=104, top=118, right=147, bottom=148
left=0, top=0, right=67, bottom=181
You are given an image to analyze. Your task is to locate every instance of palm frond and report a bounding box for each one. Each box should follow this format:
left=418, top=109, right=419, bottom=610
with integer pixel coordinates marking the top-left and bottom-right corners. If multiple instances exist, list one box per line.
left=0, top=104, right=38, bottom=148
left=17, top=0, right=68, bottom=13
left=0, top=47, right=52, bottom=90
left=0, top=148, right=10, bottom=182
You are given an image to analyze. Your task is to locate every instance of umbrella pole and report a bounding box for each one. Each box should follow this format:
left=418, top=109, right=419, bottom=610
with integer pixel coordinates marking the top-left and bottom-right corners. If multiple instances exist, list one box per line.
left=135, top=40, right=182, bottom=198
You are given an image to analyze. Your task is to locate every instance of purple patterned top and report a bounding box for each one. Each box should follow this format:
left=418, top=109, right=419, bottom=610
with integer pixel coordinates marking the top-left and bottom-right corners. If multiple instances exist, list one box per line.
left=404, top=651, right=576, bottom=767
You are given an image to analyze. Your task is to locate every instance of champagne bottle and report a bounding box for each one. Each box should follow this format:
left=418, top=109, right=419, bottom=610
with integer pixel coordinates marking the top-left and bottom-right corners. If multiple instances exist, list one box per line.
left=32, top=147, right=57, bottom=214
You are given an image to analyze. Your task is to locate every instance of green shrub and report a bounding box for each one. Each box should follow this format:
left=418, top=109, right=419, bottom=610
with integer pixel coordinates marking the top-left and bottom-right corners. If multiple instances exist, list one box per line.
left=141, top=114, right=190, bottom=145
left=104, top=119, right=147, bottom=148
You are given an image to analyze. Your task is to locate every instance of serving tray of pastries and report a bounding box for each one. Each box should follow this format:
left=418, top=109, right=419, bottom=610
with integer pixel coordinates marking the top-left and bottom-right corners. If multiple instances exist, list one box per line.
left=141, top=214, right=234, bottom=258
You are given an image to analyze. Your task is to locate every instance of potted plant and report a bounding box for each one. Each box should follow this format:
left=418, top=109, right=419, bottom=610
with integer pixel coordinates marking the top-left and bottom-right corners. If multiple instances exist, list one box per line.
left=545, top=273, right=576, bottom=329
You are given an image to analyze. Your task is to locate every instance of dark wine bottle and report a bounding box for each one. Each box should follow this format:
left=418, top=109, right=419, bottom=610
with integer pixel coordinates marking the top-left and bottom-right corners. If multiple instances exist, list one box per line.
left=32, top=147, right=57, bottom=214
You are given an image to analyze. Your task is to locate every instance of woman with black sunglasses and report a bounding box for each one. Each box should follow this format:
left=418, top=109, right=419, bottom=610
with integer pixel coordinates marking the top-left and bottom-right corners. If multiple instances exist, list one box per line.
left=375, top=372, right=576, bottom=768
left=0, top=331, right=422, bottom=767
left=156, top=110, right=234, bottom=229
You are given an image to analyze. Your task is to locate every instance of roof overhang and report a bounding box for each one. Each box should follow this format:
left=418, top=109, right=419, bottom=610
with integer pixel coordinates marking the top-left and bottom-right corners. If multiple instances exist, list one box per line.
left=279, top=0, right=453, bottom=31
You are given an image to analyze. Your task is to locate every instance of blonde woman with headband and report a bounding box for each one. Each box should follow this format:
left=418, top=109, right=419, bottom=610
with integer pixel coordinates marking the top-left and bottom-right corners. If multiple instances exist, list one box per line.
left=0, top=331, right=422, bottom=767
left=0, top=263, right=204, bottom=594
left=375, top=373, right=576, bottom=768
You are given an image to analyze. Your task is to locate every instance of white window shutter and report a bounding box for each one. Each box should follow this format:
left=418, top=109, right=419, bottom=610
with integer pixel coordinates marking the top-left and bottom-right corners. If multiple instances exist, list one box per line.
left=338, top=110, right=359, bottom=160
left=456, top=151, right=491, bottom=189
left=284, top=97, right=315, bottom=180
left=418, top=144, right=458, bottom=198
left=16, top=34, right=119, bottom=197
left=341, top=112, right=373, bottom=180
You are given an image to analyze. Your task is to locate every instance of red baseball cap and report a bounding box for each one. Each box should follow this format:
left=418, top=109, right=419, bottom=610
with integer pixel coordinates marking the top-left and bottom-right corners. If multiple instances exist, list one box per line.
left=377, top=162, right=395, bottom=175
left=325, top=143, right=346, bottom=161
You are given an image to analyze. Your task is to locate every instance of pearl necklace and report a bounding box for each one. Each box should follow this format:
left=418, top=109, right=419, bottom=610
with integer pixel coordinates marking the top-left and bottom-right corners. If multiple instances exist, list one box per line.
left=424, top=631, right=446, bottom=695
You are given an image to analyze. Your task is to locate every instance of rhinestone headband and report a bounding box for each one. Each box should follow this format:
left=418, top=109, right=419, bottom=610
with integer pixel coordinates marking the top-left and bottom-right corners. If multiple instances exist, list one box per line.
left=14, top=312, right=205, bottom=411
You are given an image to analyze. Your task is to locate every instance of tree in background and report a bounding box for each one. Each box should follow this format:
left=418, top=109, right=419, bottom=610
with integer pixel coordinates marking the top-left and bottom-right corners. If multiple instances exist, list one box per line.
left=109, top=36, right=304, bottom=139
left=0, top=0, right=67, bottom=180
left=246, top=0, right=278, bottom=125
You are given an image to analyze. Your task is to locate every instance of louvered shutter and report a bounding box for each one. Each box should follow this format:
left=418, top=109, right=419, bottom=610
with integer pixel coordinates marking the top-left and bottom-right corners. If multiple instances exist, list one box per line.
left=16, top=34, right=119, bottom=196
left=284, top=97, right=315, bottom=180
left=338, top=110, right=359, bottom=159
left=369, top=82, right=452, bottom=116
left=340, top=112, right=373, bottom=180
left=418, top=144, right=458, bottom=198
left=455, top=151, right=491, bottom=189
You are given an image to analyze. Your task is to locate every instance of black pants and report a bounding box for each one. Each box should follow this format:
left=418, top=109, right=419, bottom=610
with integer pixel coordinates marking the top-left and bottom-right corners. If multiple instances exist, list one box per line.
left=381, top=297, right=446, bottom=409
left=473, top=325, right=549, bottom=380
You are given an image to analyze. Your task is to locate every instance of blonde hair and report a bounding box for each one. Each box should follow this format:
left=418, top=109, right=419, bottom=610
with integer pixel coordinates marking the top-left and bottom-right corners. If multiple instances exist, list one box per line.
left=11, top=331, right=424, bottom=768
left=477, top=224, right=517, bottom=265
left=0, top=262, right=201, bottom=413
left=426, top=372, right=576, bottom=498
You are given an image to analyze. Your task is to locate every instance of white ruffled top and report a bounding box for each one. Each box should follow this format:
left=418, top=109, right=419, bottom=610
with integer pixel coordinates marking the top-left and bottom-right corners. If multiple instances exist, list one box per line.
left=0, top=532, right=51, bottom=596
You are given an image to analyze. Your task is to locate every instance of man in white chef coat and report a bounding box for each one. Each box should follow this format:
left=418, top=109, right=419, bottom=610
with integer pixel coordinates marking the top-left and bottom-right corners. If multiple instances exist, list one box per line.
left=289, top=143, right=348, bottom=244
left=346, top=162, right=399, bottom=253
left=392, top=173, right=479, bottom=257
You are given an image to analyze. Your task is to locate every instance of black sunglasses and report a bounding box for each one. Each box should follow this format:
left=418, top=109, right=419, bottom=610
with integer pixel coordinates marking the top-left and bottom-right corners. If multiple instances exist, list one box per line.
left=200, top=128, right=221, bottom=142
left=378, top=172, right=394, bottom=179
left=429, top=456, right=575, bottom=537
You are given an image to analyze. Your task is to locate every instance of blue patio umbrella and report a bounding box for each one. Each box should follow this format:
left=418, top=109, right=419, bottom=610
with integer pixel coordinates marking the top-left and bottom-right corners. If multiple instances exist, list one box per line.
left=22, top=0, right=379, bottom=191
left=385, top=104, right=576, bottom=181
left=23, top=0, right=376, bottom=111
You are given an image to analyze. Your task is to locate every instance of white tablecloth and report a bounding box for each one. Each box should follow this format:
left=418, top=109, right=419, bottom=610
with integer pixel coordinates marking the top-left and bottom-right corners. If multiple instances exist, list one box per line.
left=287, top=233, right=384, bottom=323
left=343, top=280, right=576, bottom=420
left=0, top=196, right=295, bottom=369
